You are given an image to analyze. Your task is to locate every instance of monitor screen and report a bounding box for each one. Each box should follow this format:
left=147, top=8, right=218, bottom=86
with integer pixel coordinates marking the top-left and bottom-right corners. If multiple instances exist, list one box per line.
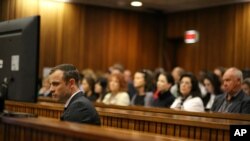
left=0, top=16, right=40, bottom=105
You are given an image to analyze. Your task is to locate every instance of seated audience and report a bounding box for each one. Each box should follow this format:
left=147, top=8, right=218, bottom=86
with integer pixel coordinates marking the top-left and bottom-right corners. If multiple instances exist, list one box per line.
left=197, top=69, right=208, bottom=98
left=82, top=76, right=98, bottom=102
left=211, top=67, right=250, bottom=114
left=109, top=63, right=124, bottom=74
left=124, top=69, right=136, bottom=99
left=49, top=64, right=100, bottom=125
left=102, top=73, right=130, bottom=106
left=81, top=68, right=97, bottom=80
left=170, top=66, right=185, bottom=97
left=170, top=73, right=204, bottom=112
left=242, top=77, right=250, bottom=96
left=131, top=69, right=154, bottom=107
left=152, top=72, right=175, bottom=108
left=213, top=66, right=226, bottom=91
left=202, top=72, right=222, bottom=111
left=95, top=77, right=108, bottom=103
left=38, top=76, right=51, bottom=97
left=213, top=66, right=226, bottom=82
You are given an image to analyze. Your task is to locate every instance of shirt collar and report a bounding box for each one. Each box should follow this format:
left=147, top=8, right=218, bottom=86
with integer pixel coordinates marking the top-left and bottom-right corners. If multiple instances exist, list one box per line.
left=64, top=90, right=82, bottom=108
left=226, top=89, right=241, bottom=101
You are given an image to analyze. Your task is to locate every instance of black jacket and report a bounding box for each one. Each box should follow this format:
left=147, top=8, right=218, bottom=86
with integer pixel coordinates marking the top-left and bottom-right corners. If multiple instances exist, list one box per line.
left=60, top=91, right=101, bottom=125
left=152, top=90, right=175, bottom=108
left=211, top=90, right=250, bottom=114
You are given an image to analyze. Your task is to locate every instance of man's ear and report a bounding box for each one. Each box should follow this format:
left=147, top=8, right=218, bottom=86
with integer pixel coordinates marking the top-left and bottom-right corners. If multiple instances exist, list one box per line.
left=68, top=78, right=76, bottom=87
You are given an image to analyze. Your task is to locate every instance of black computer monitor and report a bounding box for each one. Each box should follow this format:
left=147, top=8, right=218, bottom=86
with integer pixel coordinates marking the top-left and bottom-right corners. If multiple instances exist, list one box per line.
left=0, top=16, right=40, bottom=113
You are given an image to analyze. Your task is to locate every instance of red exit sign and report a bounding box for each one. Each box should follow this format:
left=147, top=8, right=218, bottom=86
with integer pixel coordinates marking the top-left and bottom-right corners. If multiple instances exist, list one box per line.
left=185, top=30, right=199, bottom=44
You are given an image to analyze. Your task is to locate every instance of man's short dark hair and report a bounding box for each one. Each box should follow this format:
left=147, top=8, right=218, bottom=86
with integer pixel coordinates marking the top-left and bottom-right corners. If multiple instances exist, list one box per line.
left=50, top=64, right=80, bottom=85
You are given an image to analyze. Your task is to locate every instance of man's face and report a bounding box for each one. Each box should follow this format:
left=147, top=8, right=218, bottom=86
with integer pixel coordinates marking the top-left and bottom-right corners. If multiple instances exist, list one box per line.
left=222, top=70, right=240, bottom=95
left=49, top=70, right=71, bottom=102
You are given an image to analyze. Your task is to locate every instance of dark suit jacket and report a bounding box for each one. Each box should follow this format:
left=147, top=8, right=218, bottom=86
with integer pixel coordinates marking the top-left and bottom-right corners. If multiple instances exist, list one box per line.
left=60, top=91, right=101, bottom=125
left=211, top=90, right=250, bottom=114
left=152, top=90, right=175, bottom=108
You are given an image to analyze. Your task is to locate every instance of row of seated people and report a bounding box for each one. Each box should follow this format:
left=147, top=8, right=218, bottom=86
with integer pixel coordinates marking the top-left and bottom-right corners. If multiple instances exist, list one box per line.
left=27, top=63, right=250, bottom=138
left=39, top=65, right=250, bottom=115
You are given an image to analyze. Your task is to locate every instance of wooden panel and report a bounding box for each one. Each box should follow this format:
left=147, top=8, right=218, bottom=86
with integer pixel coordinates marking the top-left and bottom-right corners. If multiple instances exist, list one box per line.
left=111, top=117, right=118, bottom=127
left=156, top=123, right=162, bottom=134
left=180, top=126, right=189, bottom=138
left=200, top=128, right=210, bottom=141
left=121, top=119, right=129, bottom=129
left=188, top=126, right=195, bottom=139
left=210, top=129, right=218, bottom=141
left=102, top=116, right=108, bottom=126
left=161, top=124, right=167, bottom=135
left=148, top=122, right=156, bottom=133
left=134, top=120, right=140, bottom=131
left=83, top=6, right=162, bottom=73
left=0, top=0, right=163, bottom=76
left=128, top=119, right=135, bottom=130
left=2, top=0, right=250, bottom=77
left=195, top=127, right=201, bottom=140
left=166, top=124, right=175, bottom=136
left=224, top=131, right=230, bottom=141
left=6, top=100, right=250, bottom=140
left=174, top=125, right=180, bottom=136
left=0, top=117, right=195, bottom=141
left=217, top=130, right=224, bottom=141
left=166, top=2, right=250, bottom=74
left=234, top=3, right=250, bottom=67
left=93, top=103, right=250, bottom=122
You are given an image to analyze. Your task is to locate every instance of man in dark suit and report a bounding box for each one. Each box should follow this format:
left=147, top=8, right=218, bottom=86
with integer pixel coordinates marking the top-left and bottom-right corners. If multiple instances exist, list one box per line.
left=49, top=64, right=100, bottom=125
left=211, top=67, right=250, bottom=114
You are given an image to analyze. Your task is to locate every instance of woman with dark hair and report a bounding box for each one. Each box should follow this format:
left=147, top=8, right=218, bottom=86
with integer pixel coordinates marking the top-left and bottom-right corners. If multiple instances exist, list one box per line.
left=170, top=73, right=204, bottom=112
left=202, top=72, right=222, bottom=111
left=131, top=69, right=154, bottom=107
left=152, top=72, right=175, bottom=108
left=81, top=76, right=98, bottom=102
left=242, top=78, right=250, bottom=96
left=95, top=77, right=108, bottom=103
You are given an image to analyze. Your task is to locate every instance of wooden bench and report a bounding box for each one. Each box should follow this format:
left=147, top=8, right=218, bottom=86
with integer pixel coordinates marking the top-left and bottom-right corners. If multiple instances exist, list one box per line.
left=94, top=102, right=250, bottom=122
left=5, top=100, right=250, bottom=141
left=38, top=96, right=250, bottom=122
left=0, top=116, right=194, bottom=141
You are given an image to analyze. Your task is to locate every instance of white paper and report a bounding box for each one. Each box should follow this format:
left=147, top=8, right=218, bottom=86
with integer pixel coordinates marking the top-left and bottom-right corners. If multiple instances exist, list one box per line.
left=11, top=55, right=19, bottom=71
left=0, top=59, right=3, bottom=69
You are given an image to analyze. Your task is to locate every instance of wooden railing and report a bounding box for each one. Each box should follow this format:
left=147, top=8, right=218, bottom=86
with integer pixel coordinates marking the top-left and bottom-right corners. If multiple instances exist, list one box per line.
left=94, top=103, right=250, bottom=122
left=5, top=100, right=250, bottom=141
left=0, top=116, right=194, bottom=141
left=38, top=96, right=250, bottom=121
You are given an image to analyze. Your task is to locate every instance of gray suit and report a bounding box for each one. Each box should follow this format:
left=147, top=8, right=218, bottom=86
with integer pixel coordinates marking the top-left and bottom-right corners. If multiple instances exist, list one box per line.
left=211, top=90, right=250, bottom=114
left=60, top=91, right=101, bottom=125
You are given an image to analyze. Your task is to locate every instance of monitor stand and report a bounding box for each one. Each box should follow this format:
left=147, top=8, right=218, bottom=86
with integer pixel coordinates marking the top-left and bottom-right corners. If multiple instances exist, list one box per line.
left=0, top=80, right=37, bottom=118
left=1, top=110, right=37, bottom=118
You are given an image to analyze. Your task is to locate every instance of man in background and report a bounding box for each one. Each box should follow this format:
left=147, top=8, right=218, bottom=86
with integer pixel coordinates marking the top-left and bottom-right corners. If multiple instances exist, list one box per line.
left=211, top=67, right=250, bottom=114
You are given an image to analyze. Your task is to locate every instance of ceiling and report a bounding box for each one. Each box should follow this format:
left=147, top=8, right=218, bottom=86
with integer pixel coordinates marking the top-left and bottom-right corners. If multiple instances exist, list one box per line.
left=66, top=0, right=250, bottom=13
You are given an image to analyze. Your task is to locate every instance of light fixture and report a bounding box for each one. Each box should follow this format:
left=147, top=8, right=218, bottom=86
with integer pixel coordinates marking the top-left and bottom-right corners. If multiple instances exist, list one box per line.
left=53, top=0, right=71, bottom=3
left=130, top=1, right=143, bottom=7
